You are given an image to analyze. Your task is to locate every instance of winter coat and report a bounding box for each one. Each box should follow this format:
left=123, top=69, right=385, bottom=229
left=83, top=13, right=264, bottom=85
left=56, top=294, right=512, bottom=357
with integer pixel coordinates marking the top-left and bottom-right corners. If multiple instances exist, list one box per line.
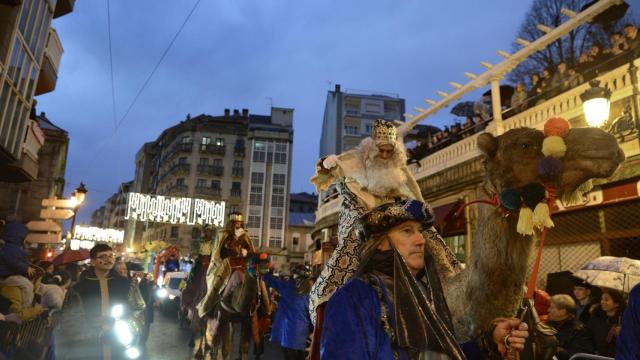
left=263, top=274, right=311, bottom=351
left=617, top=283, right=640, bottom=359
left=37, top=283, right=65, bottom=310
left=587, top=306, right=620, bottom=357
left=0, top=285, right=42, bottom=320
left=547, top=318, right=593, bottom=360
left=0, top=222, right=29, bottom=278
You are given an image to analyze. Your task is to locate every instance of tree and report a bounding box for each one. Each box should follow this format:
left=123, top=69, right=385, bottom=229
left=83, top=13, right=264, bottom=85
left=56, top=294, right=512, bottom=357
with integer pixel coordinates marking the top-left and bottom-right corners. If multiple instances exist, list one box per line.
left=507, top=0, right=632, bottom=86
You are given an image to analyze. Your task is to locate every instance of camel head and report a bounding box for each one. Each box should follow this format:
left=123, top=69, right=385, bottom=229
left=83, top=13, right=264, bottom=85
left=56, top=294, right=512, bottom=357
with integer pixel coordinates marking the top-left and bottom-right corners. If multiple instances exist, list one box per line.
left=477, top=127, right=625, bottom=198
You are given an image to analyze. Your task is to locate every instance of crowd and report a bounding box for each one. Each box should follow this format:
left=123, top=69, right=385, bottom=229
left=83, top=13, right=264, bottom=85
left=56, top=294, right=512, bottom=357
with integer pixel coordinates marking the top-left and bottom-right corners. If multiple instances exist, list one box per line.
left=408, top=23, right=640, bottom=165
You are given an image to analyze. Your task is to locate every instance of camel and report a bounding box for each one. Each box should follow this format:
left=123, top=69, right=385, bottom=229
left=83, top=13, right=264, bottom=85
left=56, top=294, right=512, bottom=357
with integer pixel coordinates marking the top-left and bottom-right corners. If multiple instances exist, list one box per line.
left=443, top=126, right=625, bottom=340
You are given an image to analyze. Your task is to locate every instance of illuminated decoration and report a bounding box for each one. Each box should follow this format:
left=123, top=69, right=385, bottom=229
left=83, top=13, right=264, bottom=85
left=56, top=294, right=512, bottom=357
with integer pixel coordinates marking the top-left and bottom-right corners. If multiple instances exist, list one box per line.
left=125, top=192, right=225, bottom=226
left=70, top=225, right=124, bottom=251
left=580, top=79, right=611, bottom=127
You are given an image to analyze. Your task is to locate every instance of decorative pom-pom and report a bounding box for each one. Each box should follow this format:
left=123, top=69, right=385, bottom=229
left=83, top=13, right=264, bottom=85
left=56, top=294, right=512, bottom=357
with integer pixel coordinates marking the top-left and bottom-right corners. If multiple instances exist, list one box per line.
left=259, top=252, right=268, bottom=260
left=517, top=207, right=535, bottom=235
left=538, top=157, right=564, bottom=182
left=544, top=117, right=571, bottom=137
left=542, top=136, right=567, bottom=158
left=499, top=188, right=522, bottom=211
left=533, top=203, right=554, bottom=229
left=521, top=182, right=546, bottom=209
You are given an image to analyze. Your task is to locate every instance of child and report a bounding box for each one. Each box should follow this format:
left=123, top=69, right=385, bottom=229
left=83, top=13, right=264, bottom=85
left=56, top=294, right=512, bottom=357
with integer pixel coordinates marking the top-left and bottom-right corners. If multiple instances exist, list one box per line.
left=0, top=221, right=35, bottom=307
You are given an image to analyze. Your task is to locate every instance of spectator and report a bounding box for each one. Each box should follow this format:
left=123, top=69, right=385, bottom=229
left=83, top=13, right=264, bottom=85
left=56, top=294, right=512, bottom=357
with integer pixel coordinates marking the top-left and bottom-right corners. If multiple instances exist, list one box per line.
left=0, top=266, right=45, bottom=320
left=39, top=260, right=55, bottom=284
left=474, top=113, right=487, bottom=132
left=587, top=288, right=625, bottom=357
left=510, top=82, right=527, bottom=112
left=574, top=280, right=598, bottom=324
left=39, top=269, right=71, bottom=311
left=451, top=123, right=462, bottom=141
left=616, top=282, right=640, bottom=359
left=527, top=73, right=543, bottom=106
left=576, top=52, right=592, bottom=74
left=473, top=95, right=492, bottom=121
left=606, top=32, right=629, bottom=56
left=564, top=67, right=584, bottom=89
left=0, top=221, right=36, bottom=308
left=115, top=261, right=129, bottom=278
left=540, top=68, right=553, bottom=97
left=551, top=62, right=569, bottom=93
left=461, top=116, right=476, bottom=137
left=547, top=294, right=593, bottom=360
left=623, top=23, right=639, bottom=54
left=64, top=262, right=82, bottom=285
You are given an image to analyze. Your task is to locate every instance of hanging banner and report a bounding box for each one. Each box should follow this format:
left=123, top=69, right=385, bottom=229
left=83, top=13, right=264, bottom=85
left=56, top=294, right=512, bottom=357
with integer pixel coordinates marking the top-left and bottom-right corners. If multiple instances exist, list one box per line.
left=70, top=225, right=125, bottom=250
left=125, top=192, right=225, bottom=226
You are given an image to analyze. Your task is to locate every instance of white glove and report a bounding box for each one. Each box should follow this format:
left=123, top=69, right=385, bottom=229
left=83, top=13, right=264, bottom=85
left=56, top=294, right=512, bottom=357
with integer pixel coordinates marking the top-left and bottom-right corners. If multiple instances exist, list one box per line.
left=241, top=248, right=248, bottom=257
left=322, top=155, right=338, bottom=169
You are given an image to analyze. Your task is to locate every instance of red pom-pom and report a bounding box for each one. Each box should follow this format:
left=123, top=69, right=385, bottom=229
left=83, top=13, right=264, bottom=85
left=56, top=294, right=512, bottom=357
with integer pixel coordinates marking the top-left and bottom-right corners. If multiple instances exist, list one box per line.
left=544, top=117, right=571, bottom=137
left=259, top=252, right=268, bottom=260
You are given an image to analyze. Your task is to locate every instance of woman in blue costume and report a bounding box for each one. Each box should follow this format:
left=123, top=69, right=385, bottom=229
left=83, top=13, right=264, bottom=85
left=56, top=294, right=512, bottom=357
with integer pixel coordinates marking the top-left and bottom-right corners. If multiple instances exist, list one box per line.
left=320, top=200, right=529, bottom=360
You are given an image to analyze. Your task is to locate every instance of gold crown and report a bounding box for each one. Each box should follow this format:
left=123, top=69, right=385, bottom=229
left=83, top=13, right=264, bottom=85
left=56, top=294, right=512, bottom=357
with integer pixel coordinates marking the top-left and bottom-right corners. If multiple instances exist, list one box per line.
left=372, top=120, right=397, bottom=143
left=229, top=212, right=244, bottom=222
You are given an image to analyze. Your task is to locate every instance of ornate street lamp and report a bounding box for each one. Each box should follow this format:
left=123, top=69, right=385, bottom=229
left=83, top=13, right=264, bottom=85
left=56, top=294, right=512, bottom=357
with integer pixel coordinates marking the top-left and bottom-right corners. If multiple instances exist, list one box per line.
left=67, top=182, right=88, bottom=250
left=580, top=79, right=612, bottom=128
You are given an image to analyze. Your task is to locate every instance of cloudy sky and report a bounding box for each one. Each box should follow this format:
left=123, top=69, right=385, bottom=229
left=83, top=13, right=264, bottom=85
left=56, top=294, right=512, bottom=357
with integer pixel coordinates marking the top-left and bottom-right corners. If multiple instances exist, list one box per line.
left=37, top=1, right=537, bottom=221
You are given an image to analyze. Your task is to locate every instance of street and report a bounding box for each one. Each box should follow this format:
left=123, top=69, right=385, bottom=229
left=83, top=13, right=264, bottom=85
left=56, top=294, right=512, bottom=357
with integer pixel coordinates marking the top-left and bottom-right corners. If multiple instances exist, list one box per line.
left=143, top=308, right=282, bottom=360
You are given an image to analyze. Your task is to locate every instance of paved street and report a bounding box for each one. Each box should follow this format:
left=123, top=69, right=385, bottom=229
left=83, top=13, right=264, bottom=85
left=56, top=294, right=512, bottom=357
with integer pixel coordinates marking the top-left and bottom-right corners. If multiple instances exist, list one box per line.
left=143, top=308, right=282, bottom=360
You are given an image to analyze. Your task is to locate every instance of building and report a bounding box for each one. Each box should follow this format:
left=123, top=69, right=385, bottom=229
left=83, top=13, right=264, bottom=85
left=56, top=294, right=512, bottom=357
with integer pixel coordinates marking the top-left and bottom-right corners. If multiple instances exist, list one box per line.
left=0, top=110, right=69, bottom=222
left=0, top=0, right=73, bottom=184
left=279, top=192, right=316, bottom=272
left=127, top=108, right=294, bottom=254
left=319, top=84, right=405, bottom=157
left=90, top=181, right=132, bottom=230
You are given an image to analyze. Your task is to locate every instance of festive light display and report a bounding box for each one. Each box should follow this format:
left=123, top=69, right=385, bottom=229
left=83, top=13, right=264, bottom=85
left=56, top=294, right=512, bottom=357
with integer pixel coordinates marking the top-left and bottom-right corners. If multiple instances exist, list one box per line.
left=70, top=225, right=124, bottom=250
left=125, top=192, right=225, bottom=226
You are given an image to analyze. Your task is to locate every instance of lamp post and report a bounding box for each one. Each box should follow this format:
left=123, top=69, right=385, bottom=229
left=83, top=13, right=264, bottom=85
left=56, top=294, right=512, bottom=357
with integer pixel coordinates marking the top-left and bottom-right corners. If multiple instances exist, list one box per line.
left=66, top=182, right=88, bottom=250
left=580, top=79, right=612, bottom=128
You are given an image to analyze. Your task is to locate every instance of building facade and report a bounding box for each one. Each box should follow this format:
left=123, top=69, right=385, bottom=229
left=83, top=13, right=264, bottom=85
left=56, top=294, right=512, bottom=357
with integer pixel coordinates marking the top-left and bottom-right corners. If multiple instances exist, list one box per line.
left=90, top=181, right=132, bottom=230
left=274, top=192, right=316, bottom=272
left=0, top=0, right=72, bottom=184
left=127, top=108, right=294, bottom=255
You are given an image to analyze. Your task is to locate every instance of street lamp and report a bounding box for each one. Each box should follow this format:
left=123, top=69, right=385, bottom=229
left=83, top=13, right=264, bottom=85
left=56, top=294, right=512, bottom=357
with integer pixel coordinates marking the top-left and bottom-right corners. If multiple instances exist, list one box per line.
left=580, top=79, right=612, bottom=128
left=67, top=182, right=88, bottom=250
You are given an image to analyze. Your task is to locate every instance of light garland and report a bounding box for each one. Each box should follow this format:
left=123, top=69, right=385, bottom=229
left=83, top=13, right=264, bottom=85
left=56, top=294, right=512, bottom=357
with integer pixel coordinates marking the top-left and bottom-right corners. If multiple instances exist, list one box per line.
left=74, top=225, right=124, bottom=243
left=125, top=192, right=225, bottom=226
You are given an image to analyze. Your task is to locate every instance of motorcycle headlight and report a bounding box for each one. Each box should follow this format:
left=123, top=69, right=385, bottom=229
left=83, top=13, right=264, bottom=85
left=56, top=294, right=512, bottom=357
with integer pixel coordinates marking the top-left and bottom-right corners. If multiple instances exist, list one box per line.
left=114, top=319, right=134, bottom=346
left=157, top=288, right=168, bottom=298
left=169, top=294, right=176, bottom=300
left=111, top=304, right=124, bottom=319
left=125, top=346, right=141, bottom=359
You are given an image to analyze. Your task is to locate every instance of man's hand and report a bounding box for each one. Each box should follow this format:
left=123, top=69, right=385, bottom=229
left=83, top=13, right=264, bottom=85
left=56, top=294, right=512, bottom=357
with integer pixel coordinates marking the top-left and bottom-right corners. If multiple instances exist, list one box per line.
left=322, top=155, right=338, bottom=169
left=492, top=318, right=528, bottom=354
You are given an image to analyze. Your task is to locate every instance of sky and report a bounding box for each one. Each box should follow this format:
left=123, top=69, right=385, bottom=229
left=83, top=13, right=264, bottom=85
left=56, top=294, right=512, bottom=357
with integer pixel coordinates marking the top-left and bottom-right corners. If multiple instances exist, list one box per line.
left=36, top=0, right=534, bottom=222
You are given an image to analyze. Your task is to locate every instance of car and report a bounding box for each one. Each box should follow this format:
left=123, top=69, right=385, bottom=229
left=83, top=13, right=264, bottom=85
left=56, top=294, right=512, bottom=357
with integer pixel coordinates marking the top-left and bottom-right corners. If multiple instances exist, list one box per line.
left=157, top=271, right=188, bottom=316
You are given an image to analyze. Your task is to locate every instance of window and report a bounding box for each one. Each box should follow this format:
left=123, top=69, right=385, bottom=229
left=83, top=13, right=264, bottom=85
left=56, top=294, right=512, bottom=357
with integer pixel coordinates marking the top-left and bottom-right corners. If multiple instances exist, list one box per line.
left=344, top=125, right=358, bottom=135
left=247, top=215, right=261, bottom=228
left=198, top=158, right=209, bottom=165
left=233, top=160, right=243, bottom=168
left=213, top=159, right=223, bottom=167
left=201, top=136, right=211, bottom=145
left=292, top=235, right=300, bottom=247
left=274, top=142, right=287, bottom=164
left=196, top=179, right=207, bottom=188
left=178, top=157, right=187, bottom=164
left=268, top=236, right=282, bottom=249
left=181, top=135, right=191, bottom=144
left=253, top=140, right=266, bottom=162
left=176, top=178, right=185, bottom=186
left=270, top=217, right=283, bottom=229
left=252, top=172, right=264, bottom=184
left=364, top=121, right=374, bottom=135
left=364, top=102, right=382, bottom=114
left=215, top=138, right=225, bottom=146
left=228, top=205, right=239, bottom=214
left=272, top=174, right=285, bottom=186
left=250, top=172, right=264, bottom=205
left=231, top=182, right=241, bottom=190
left=211, top=180, right=221, bottom=189
left=171, top=226, right=179, bottom=238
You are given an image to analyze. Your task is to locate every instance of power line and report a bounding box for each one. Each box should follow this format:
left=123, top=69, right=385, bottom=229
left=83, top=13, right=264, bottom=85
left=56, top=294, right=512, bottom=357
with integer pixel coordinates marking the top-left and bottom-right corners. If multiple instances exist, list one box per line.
left=114, top=0, right=202, bottom=131
left=106, top=0, right=117, bottom=130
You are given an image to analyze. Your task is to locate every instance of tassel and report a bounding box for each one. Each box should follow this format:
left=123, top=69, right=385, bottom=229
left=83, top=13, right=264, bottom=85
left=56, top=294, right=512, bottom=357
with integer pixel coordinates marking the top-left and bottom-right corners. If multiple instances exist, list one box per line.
left=533, top=203, right=554, bottom=229
left=561, top=179, right=594, bottom=205
left=517, top=207, right=535, bottom=235
left=577, top=179, right=593, bottom=194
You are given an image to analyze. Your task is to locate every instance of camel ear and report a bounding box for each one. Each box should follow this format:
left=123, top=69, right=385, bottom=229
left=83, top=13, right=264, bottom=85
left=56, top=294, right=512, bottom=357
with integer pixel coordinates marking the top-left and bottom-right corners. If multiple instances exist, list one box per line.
left=477, top=133, right=498, bottom=159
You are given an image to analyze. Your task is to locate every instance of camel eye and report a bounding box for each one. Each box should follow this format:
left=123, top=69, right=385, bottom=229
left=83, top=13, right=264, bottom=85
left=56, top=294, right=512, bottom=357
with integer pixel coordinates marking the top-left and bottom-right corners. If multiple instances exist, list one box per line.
left=520, top=143, right=529, bottom=150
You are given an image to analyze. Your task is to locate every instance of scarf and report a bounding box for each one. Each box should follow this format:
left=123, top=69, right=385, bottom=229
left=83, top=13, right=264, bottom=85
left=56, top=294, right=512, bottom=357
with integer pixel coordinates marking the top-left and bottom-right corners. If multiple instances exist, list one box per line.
left=364, top=249, right=465, bottom=360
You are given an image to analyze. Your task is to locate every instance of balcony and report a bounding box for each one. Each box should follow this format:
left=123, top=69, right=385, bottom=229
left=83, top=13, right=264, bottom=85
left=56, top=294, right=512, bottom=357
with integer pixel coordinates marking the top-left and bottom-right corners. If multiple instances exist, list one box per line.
left=231, top=167, right=243, bottom=177
left=195, top=187, right=221, bottom=198
left=197, top=164, right=224, bottom=176
left=162, top=142, right=193, bottom=162
left=410, top=57, right=640, bottom=182
left=200, top=143, right=226, bottom=155
left=35, top=28, right=63, bottom=96
left=315, top=196, right=341, bottom=224
left=230, top=189, right=242, bottom=198
left=168, top=184, right=188, bottom=197
left=53, top=0, right=75, bottom=18
left=234, top=145, right=245, bottom=157
left=0, top=119, right=44, bottom=182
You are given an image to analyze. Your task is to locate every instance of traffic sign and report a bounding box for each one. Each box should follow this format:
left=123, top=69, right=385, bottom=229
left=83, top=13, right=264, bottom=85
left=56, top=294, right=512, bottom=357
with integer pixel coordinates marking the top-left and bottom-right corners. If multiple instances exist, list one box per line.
left=26, top=220, right=62, bottom=232
left=25, top=233, right=61, bottom=244
left=40, top=208, right=75, bottom=220
left=41, top=197, right=78, bottom=209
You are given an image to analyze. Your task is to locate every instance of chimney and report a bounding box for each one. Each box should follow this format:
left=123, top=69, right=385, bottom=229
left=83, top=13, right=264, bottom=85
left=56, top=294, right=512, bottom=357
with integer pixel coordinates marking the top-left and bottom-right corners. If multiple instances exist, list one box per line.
left=241, top=108, right=249, bottom=118
left=224, top=108, right=230, bottom=117
left=233, top=109, right=240, bottom=117
left=335, top=84, right=341, bottom=93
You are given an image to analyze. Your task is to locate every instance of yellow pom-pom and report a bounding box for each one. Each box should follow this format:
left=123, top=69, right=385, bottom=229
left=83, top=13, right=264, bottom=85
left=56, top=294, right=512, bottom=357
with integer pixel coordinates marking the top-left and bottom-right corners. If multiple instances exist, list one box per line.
left=517, top=207, right=535, bottom=235
left=542, top=136, right=567, bottom=158
left=533, top=203, right=554, bottom=229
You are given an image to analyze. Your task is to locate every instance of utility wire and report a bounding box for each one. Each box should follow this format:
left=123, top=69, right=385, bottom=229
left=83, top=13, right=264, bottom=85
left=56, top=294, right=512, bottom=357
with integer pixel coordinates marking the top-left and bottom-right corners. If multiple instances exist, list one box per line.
left=114, top=0, right=202, bottom=131
left=106, top=0, right=118, bottom=130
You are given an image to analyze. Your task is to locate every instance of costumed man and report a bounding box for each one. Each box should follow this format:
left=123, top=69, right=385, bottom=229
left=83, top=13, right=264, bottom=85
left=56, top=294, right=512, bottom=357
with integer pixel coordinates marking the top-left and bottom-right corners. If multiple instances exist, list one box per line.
left=320, top=199, right=529, bottom=359
left=262, top=264, right=313, bottom=360
left=181, top=224, right=216, bottom=350
left=197, top=212, right=255, bottom=360
left=308, top=119, right=460, bottom=357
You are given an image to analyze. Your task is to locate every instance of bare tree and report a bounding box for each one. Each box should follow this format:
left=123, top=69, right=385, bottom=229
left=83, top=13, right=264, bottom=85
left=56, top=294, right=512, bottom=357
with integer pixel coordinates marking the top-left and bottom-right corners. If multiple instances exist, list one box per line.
left=507, top=0, right=632, bottom=85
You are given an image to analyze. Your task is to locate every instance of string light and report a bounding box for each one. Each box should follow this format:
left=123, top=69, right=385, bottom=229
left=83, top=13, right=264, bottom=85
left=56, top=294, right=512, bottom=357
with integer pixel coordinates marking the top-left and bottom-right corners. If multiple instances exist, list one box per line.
left=74, top=225, right=124, bottom=243
left=125, top=192, right=225, bottom=227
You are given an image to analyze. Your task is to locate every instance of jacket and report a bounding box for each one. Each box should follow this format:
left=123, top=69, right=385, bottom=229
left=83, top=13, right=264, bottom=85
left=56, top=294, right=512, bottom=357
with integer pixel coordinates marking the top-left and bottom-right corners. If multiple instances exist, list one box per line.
left=0, top=222, right=29, bottom=278
left=586, top=306, right=619, bottom=357
left=263, top=274, right=310, bottom=351
left=617, top=283, right=640, bottom=359
left=0, top=284, right=42, bottom=320
left=547, top=318, right=592, bottom=360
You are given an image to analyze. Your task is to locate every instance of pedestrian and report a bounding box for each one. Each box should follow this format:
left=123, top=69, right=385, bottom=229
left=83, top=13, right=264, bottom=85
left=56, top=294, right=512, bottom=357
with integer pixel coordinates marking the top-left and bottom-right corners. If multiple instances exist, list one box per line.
left=320, top=200, right=529, bottom=359
left=616, top=282, right=640, bottom=359
left=546, top=294, right=592, bottom=359
left=114, top=261, right=129, bottom=278
left=263, top=265, right=312, bottom=360
left=573, top=280, right=598, bottom=325
left=136, top=272, right=155, bottom=348
left=586, top=288, right=625, bottom=357
left=39, top=269, right=71, bottom=310
left=56, top=244, right=146, bottom=360
left=0, top=221, right=37, bottom=308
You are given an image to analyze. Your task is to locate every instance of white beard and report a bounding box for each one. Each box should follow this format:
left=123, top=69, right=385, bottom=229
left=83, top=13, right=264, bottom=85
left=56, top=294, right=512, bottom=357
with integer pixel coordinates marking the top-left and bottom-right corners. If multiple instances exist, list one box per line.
left=359, top=157, right=413, bottom=199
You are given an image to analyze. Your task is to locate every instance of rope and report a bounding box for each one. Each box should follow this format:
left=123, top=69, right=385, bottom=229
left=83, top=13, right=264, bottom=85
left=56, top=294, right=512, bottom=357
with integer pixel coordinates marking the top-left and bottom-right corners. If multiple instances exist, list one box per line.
left=525, top=186, right=556, bottom=299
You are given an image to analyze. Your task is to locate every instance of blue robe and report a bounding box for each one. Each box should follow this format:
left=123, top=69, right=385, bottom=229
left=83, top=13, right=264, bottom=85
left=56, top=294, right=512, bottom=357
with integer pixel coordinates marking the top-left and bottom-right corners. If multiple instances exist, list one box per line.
left=263, top=274, right=311, bottom=351
left=616, top=283, right=640, bottom=359
left=320, top=277, right=487, bottom=359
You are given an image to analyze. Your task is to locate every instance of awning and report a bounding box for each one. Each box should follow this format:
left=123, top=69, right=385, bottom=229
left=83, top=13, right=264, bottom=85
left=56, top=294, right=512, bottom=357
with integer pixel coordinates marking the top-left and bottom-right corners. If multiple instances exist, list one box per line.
left=432, top=199, right=466, bottom=237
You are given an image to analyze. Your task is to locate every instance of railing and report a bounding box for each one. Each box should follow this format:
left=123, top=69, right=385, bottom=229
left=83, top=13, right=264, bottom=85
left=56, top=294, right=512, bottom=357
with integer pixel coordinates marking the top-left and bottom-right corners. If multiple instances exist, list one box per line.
left=195, top=187, right=221, bottom=197
left=230, top=189, right=241, bottom=198
left=234, top=146, right=245, bottom=157
left=195, top=164, right=223, bottom=176
left=168, top=184, right=188, bottom=196
left=200, top=143, right=225, bottom=155
left=45, top=28, right=63, bottom=72
left=231, top=167, right=243, bottom=177
left=315, top=196, right=341, bottom=222
left=0, top=312, right=58, bottom=357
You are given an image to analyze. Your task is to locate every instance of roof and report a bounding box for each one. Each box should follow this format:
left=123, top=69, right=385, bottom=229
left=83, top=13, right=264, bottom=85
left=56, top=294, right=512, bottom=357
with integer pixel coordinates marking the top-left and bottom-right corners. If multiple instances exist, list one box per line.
left=35, top=112, right=68, bottom=134
left=290, top=192, right=316, bottom=203
left=289, top=212, right=315, bottom=227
